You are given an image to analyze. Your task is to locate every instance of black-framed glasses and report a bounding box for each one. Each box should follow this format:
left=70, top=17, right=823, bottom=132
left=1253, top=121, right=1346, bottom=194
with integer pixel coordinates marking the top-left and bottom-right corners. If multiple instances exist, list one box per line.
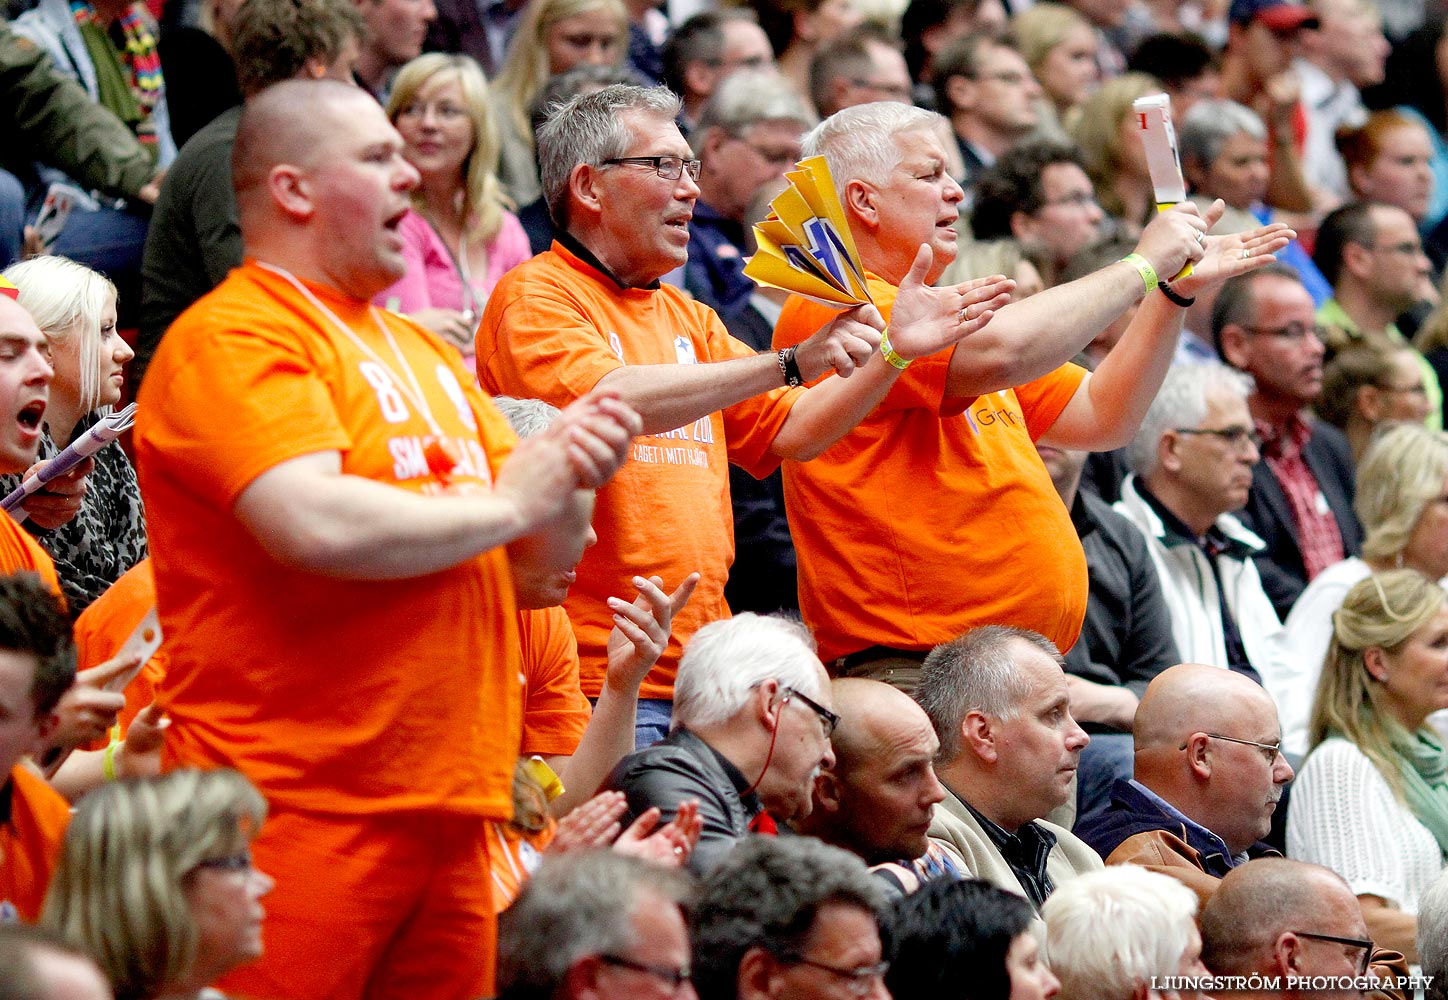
left=599, top=955, right=693, bottom=989
left=1370, top=240, right=1427, bottom=258
left=781, top=685, right=841, bottom=738
left=194, top=851, right=254, bottom=874
left=1043, top=191, right=1098, bottom=208
left=1180, top=732, right=1282, bottom=766
left=601, top=155, right=702, bottom=181
left=1242, top=322, right=1327, bottom=343
left=848, top=78, right=913, bottom=99
left=778, top=956, right=890, bottom=997
left=1172, top=426, right=1262, bottom=451
left=1290, top=931, right=1373, bottom=976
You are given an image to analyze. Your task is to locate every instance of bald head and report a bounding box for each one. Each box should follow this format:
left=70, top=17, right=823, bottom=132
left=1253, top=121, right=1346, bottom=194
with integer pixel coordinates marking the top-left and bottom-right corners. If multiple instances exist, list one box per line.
left=1201, top=860, right=1366, bottom=978
left=233, top=79, right=373, bottom=211
left=1135, top=664, right=1278, bottom=751
left=803, top=677, right=945, bottom=864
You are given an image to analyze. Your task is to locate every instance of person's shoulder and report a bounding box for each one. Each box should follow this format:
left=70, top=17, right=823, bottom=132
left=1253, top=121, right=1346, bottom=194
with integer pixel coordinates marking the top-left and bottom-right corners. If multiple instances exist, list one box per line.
left=8, top=763, right=69, bottom=825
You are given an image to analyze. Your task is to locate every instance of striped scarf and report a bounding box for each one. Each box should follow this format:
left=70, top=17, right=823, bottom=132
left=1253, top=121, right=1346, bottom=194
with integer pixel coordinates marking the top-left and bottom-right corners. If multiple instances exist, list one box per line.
left=69, top=0, right=163, bottom=153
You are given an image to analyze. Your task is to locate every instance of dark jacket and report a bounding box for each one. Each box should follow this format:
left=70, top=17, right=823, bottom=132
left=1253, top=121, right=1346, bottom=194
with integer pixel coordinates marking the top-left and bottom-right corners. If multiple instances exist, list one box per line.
left=684, top=200, right=753, bottom=320
left=1, top=20, right=154, bottom=199
left=1237, top=419, right=1361, bottom=621
left=604, top=727, right=763, bottom=873
left=1063, top=491, right=1179, bottom=709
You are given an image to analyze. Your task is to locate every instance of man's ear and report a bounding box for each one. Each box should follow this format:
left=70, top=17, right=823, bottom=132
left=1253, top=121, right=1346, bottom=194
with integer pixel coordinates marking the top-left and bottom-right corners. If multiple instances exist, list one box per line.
left=1356, top=384, right=1385, bottom=423
left=753, top=678, right=783, bottom=730
left=269, top=164, right=314, bottom=220
left=1276, top=932, right=1305, bottom=975
left=844, top=178, right=881, bottom=230
left=813, top=767, right=844, bottom=813
left=1218, top=323, right=1252, bottom=371
left=684, top=60, right=719, bottom=104
left=1157, top=428, right=1183, bottom=475
left=568, top=164, right=605, bottom=221
left=962, top=709, right=999, bottom=764
left=1009, top=208, right=1036, bottom=246
left=1342, top=240, right=1375, bottom=282
left=944, top=75, right=973, bottom=114
left=1183, top=732, right=1213, bottom=780
left=738, top=947, right=782, bottom=1000
left=562, top=955, right=604, bottom=1000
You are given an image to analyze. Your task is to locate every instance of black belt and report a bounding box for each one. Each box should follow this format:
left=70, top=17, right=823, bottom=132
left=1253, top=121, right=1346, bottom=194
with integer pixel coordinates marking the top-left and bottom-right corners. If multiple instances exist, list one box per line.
left=832, top=645, right=929, bottom=673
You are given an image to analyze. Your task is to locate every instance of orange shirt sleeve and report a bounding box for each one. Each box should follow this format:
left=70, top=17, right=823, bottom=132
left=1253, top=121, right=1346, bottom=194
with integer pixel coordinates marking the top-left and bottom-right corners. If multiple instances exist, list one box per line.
left=1016, top=363, right=1088, bottom=441
left=0, top=765, right=70, bottom=922
left=518, top=606, right=591, bottom=757
left=0, top=513, right=60, bottom=597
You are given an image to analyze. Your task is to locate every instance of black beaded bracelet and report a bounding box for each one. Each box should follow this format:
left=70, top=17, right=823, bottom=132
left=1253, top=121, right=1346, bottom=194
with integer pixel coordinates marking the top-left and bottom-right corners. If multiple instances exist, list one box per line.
left=777, top=346, right=803, bottom=387
left=1157, top=280, right=1195, bottom=307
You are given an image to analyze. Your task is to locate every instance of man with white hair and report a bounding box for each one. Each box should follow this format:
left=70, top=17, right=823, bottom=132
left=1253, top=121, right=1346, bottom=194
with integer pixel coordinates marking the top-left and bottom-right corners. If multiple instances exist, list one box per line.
left=772, top=101, right=1291, bottom=686
left=915, top=625, right=1104, bottom=913
left=603, top=613, right=837, bottom=872
left=1043, top=865, right=1206, bottom=1000
left=1114, top=364, right=1300, bottom=709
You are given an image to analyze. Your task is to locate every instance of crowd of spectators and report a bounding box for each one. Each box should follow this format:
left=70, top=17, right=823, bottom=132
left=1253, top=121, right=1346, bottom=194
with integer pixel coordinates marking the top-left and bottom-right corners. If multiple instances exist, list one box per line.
left=6, top=0, right=1448, bottom=995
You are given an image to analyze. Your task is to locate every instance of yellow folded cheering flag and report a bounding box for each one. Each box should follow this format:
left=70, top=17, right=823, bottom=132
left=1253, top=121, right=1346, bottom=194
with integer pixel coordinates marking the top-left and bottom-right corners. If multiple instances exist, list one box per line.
left=744, top=156, right=873, bottom=308
left=0, top=275, right=17, bottom=300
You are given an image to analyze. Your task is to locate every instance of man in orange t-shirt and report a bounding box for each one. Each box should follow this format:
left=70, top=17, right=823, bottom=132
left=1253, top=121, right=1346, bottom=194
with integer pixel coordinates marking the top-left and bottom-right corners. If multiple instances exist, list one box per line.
left=771, top=102, right=1294, bottom=685
left=133, top=80, right=637, bottom=1000
left=0, top=575, right=78, bottom=923
left=478, top=84, right=1013, bottom=744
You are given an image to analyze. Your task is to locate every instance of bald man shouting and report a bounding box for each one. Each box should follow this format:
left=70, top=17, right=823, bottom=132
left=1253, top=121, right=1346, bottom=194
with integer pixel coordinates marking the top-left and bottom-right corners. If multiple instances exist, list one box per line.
left=1075, top=663, right=1293, bottom=904
left=134, top=79, right=639, bottom=1000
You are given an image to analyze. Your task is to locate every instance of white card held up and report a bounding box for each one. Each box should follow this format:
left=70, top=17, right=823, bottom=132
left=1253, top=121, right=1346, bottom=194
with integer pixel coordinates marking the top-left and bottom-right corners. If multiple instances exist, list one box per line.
left=1133, top=92, right=1192, bottom=278
left=105, top=607, right=162, bottom=694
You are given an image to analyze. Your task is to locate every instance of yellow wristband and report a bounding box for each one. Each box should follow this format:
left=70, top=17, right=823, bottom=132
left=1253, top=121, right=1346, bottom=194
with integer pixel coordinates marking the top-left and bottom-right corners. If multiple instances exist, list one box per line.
left=1121, top=253, right=1157, bottom=295
left=879, top=327, right=910, bottom=370
left=103, top=738, right=120, bottom=781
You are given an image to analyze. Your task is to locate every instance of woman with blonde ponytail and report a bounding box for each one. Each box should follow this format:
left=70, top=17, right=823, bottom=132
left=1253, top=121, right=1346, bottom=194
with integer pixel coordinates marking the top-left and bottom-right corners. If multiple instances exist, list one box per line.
left=1288, top=569, right=1448, bottom=963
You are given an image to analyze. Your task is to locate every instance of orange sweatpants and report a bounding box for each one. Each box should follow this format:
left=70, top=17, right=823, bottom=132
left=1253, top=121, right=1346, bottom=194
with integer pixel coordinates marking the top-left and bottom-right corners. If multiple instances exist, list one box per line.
left=218, top=807, right=496, bottom=1000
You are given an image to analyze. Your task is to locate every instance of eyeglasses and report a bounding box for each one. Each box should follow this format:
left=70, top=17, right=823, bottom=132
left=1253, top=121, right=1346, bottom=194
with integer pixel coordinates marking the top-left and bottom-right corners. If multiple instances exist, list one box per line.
left=601, top=155, right=702, bottom=181
left=1376, top=382, right=1427, bottom=396
left=1242, top=322, right=1327, bottom=343
left=1370, top=240, right=1427, bottom=257
left=778, top=956, right=890, bottom=997
left=1180, top=732, right=1283, bottom=766
left=781, top=685, right=841, bottom=738
left=599, top=955, right=693, bottom=989
left=193, top=851, right=254, bottom=874
left=972, top=70, right=1032, bottom=86
left=1172, top=426, right=1262, bottom=451
left=848, top=78, right=914, bottom=100
left=712, top=54, right=771, bottom=71
left=1042, top=191, right=1098, bottom=208
left=1290, top=931, right=1373, bottom=976
left=737, top=139, right=801, bottom=168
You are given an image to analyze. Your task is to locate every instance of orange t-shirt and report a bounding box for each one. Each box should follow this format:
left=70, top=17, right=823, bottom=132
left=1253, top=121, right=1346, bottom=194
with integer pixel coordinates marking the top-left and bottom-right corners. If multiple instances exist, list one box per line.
left=477, top=243, right=799, bottom=700
left=135, top=261, right=523, bottom=819
left=518, top=605, right=590, bottom=757
left=73, top=558, right=163, bottom=747
left=773, top=274, right=1089, bottom=662
left=0, top=512, right=59, bottom=596
left=0, top=764, right=70, bottom=922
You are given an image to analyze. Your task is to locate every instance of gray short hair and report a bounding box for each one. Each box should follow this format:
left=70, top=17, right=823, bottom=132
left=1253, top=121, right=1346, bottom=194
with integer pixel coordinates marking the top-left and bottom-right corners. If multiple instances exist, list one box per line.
left=672, top=613, right=823, bottom=730
left=1420, top=868, right=1448, bottom=1000
left=1201, top=859, right=1353, bottom=976
left=1043, top=866, right=1200, bottom=1000
left=537, top=84, right=682, bottom=229
left=1125, top=363, right=1253, bottom=480
left=914, top=625, right=1062, bottom=763
left=802, top=101, right=944, bottom=187
left=690, top=836, right=887, bottom=1000
left=1178, top=100, right=1266, bottom=173
left=491, top=396, right=561, bottom=440
left=1357, top=423, right=1448, bottom=564
left=497, top=851, right=693, bottom=1000
left=696, top=70, right=816, bottom=137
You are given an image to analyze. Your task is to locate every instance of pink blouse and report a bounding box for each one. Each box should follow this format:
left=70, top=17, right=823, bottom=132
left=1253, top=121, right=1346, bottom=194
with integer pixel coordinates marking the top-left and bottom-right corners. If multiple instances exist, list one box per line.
left=375, top=208, right=532, bottom=317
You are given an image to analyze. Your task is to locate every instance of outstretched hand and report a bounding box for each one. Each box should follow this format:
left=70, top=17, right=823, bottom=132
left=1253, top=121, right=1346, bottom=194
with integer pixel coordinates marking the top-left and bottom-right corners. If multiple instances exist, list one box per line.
left=887, top=244, right=1014, bottom=362
left=1172, top=200, right=1296, bottom=298
left=604, top=573, right=700, bottom=692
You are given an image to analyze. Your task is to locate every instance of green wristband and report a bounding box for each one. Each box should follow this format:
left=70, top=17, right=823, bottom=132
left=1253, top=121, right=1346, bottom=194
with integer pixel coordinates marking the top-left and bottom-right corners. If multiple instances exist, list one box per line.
left=880, top=328, right=910, bottom=370
left=1122, top=253, right=1158, bottom=295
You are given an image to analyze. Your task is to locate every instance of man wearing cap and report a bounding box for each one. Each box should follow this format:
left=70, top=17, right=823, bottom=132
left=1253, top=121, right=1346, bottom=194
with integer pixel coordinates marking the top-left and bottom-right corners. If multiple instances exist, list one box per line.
left=1221, top=0, right=1319, bottom=217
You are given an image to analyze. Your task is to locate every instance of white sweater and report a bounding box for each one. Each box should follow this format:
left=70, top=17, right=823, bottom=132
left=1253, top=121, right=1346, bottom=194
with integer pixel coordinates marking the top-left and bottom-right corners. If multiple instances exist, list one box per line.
left=1287, top=737, right=1442, bottom=913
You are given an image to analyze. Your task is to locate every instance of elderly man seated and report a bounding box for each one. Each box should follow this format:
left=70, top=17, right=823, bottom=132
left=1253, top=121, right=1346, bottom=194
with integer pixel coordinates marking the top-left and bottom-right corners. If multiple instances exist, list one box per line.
left=1075, top=663, right=1294, bottom=902
left=796, top=678, right=956, bottom=893
left=604, top=613, right=837, bottom=871
left=690, top=836, right=889, bottom=1000
left=914, top=625, right=1103, bottom=916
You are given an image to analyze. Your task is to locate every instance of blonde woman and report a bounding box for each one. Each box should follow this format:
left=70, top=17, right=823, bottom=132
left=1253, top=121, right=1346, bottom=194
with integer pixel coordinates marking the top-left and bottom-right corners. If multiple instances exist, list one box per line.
left=43, top=769, right=273, bottom=1000
left=1012, top=3, right=1098, bottom=135
left=1068, top=72, right=1160, bottom=235
left=1317, top=346, right=1433, bottom=463
left=377, top=54, right=531, bottom=355
left=490, top=0, right=628, bottom=206
left=1, top=256, right=145, bottom=613
left=1288, top=569, right=1448, bottom=963
left=1282, top=424, right=1448, bottom=756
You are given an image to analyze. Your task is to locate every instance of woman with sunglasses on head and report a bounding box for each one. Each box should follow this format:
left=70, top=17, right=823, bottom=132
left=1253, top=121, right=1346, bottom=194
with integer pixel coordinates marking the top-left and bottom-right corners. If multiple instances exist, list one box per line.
left=376, top=54, right=531, bottom=360
left=1288, top=568, right=1448, bottom=963
left=42, top=768, right=273, bottom=1000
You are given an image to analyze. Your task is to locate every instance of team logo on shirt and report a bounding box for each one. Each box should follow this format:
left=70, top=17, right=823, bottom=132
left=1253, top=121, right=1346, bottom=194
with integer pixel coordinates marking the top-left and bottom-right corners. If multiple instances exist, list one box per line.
left=0, top=900, right=17, bottom=923
left=609, top=332, right=624, bottom=360
left=675, top=336, right=698, bottom=365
